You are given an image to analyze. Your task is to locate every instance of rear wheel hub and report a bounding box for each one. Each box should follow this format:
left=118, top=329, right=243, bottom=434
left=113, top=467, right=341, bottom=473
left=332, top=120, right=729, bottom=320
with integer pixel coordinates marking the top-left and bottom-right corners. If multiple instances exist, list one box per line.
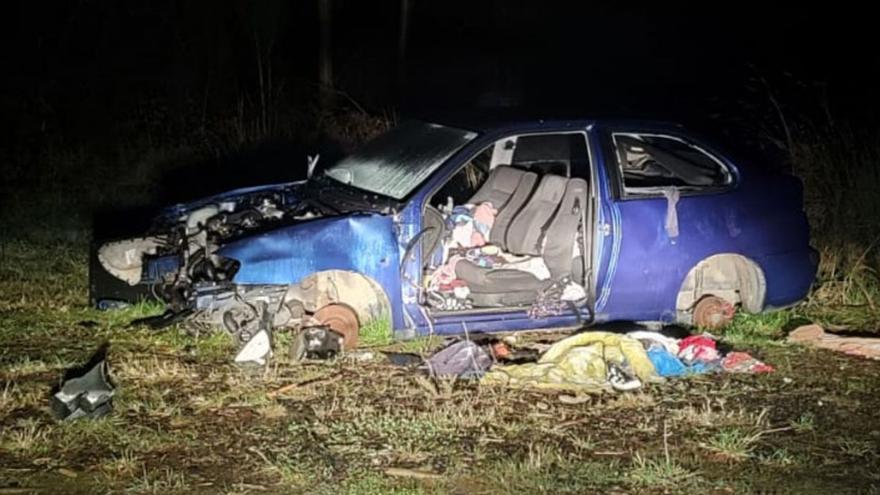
left=693, top=296, right=735, bottom=329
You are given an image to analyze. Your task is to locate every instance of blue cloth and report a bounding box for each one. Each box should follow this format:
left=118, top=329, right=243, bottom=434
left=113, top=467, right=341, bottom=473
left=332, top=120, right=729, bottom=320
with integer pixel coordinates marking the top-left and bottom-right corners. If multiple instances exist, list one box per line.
left=647, top=348, right=713, bottom=377
left=446, top=206, right=473, bottom=229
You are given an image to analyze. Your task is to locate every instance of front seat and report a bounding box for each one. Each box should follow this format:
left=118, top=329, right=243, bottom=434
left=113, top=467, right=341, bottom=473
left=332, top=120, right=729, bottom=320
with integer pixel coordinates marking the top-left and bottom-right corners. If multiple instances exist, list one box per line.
left=455, top=176, right=588, bottom=307
left=487, top=170, right=537, bottom=249
left=468, top=165, right=527, bottom=209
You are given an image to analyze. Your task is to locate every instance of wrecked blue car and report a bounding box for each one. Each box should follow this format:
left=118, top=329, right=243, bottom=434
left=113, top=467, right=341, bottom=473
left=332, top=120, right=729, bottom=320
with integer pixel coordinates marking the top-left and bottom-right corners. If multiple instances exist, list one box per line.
left=94, top=119, right=818, bottom=347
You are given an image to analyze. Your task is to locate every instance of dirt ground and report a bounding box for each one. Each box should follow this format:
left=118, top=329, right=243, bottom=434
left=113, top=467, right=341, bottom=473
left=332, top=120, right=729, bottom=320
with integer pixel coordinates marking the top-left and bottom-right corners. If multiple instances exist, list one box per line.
left=2, top=240, right=880, bottom=494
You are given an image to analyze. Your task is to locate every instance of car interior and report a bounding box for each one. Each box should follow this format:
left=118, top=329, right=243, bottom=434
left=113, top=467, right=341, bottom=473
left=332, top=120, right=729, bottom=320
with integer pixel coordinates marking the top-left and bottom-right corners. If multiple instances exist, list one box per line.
left=613, top=133, right=731, bottom=189
left=420, top=133, right=592, bottom=313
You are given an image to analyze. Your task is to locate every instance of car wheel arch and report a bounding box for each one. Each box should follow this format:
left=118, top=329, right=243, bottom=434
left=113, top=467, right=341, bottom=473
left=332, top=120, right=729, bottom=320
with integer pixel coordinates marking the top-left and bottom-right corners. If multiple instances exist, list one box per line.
left=284, top=269, right=391, bottom=330
left=675, top=253, right=766, bottom=325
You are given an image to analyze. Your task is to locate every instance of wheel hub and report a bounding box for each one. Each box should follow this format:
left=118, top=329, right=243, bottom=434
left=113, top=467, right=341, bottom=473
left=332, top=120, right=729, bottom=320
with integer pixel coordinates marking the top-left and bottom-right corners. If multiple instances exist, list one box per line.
left=313, top=304, right=360, bottom=350
left=693, top=296, right=735, bottom=329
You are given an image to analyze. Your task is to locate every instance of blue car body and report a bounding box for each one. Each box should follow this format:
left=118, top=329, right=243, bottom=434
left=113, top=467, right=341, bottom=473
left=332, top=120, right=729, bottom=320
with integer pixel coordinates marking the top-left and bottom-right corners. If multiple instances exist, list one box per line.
left=141, top=118, right=818, bottom=338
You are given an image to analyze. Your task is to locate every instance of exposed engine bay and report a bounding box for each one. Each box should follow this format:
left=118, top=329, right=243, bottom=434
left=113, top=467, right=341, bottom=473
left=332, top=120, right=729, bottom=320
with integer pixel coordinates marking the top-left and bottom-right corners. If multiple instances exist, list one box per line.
left=96, top=176, right=397, bottom=348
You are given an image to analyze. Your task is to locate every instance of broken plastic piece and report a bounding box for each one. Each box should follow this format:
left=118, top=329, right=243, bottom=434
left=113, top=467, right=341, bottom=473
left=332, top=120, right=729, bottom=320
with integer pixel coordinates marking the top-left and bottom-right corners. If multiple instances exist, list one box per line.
left=234, top=328, right=273, bottom=366
left=50, top=360, right=115, bottom=421
left=721, top=351, right=774, bottom=373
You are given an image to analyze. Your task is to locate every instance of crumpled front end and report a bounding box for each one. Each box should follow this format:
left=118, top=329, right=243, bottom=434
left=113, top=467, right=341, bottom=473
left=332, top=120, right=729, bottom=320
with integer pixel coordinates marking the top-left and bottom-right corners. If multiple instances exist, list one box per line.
left=95, top=181, right=309, bottom=310
left=93, top=177, right=401, bottom=347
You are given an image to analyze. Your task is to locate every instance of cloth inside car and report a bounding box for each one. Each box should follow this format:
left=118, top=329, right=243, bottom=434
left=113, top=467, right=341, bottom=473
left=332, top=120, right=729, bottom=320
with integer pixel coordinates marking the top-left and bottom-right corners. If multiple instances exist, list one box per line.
left=455, top=175, right=588, bottom=306
left=424, top=167, right=588, bottom=312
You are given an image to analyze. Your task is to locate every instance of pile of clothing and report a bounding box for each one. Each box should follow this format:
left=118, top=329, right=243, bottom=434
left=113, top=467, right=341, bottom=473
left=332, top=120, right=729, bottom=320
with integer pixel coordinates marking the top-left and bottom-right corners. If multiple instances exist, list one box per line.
left=477, top=330, right=773, bottom=393
left=481, top=332, right=659, bottom=393
left=426, top=201, right=585, bottom=312
left=447, top=203, right=497, bottom=249
left=425, top=202, right=498, bottom=310
left=632, top=331, right=774, bottom=376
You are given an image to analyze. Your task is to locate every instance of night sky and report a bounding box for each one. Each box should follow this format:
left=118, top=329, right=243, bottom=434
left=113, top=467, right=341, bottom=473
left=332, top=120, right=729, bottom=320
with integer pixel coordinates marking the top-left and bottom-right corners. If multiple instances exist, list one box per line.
left=2, top=1, right=877, bottom=193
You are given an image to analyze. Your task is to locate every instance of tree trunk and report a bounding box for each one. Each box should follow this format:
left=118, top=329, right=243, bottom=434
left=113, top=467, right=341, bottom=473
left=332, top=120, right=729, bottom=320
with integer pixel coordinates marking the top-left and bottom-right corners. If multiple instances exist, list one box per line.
left=318, top=0, right=334, bottom=110
left=397, top=0, right=410, bottom=92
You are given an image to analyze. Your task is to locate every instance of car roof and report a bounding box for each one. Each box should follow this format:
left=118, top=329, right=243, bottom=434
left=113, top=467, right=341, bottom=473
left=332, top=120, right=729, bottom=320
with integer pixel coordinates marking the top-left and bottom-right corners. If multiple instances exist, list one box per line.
left=417, top=109, right=685, bottom=134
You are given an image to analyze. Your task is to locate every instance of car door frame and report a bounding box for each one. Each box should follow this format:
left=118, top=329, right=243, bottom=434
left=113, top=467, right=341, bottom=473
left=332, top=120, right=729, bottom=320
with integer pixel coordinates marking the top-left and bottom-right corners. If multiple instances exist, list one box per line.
left=394, top=120, right=600, bottom=337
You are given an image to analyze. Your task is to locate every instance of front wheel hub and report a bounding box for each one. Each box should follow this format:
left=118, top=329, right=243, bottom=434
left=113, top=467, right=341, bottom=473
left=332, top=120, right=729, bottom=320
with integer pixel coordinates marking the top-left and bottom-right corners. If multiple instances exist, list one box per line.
left=313, top=304, right=360, bottom=350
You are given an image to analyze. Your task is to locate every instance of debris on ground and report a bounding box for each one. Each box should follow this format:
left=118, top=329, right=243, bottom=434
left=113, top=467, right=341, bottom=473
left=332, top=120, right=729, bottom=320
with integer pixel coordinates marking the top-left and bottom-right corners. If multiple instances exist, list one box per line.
left=480, top=328, right=775, bottom=393
left=234, top=327, right=273, bottom=366
left=383, top=351, right=424, bottom=367
left=633, top=330, right=714, bottom=376
left=627, top=330, right=680, bottom=354
left=481, top=331, right=658, bottom=392
left=423, top=340, right=492, bottom=378
left=346, top=350, right=376, bottom=362
left=646, top=347, right=706, bottom=377
left=384, top=467, right=444, bottom=480
left=267, top=373, right=345, bottom=399
left=721, top=351, right=774, bottom=373
left=50, top=357, right=115, bottom=421
left=290, top=326, right=344, bottom=362
left=678, top=334, right=721, bottom=364
left=788, top=324, right=880, bottom=360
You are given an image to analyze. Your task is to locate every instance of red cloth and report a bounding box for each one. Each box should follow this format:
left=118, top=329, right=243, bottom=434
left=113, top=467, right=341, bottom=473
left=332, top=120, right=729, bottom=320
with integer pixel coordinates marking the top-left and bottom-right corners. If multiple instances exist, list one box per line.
left=678, top=335, right=720, bottom=363
left=438, top=279, right=468, bottom=292
left=721, top=351, right=774, bottom=373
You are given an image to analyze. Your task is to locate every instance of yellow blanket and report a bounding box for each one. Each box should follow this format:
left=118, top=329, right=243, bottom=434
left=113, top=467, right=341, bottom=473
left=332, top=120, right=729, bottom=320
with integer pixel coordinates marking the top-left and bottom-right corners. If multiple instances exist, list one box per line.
left=482, top=331, right=658, bottom=392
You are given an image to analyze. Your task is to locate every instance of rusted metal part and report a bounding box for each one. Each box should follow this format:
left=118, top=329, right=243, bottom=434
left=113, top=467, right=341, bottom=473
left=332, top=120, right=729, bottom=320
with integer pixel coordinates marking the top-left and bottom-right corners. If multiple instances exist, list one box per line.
left=693, top=295, right=735, bottom=329
left=314, top=304, right=360, bottom=350
left=676, top=253, right=766, bottom=325
left=285, top=270, right=390, bottom=332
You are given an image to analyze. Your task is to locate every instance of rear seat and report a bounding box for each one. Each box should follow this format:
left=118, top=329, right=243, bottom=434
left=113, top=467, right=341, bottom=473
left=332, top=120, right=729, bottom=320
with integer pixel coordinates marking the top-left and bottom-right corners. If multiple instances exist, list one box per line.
left=468, top=166, right=528, bottom=210
left=456, top=174, right=588, bottom=307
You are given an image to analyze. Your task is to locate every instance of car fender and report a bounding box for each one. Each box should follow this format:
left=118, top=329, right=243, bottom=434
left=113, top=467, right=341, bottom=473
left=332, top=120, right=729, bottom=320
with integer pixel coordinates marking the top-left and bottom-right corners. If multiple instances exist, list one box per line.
left=217, top=213, right=404, bottom=329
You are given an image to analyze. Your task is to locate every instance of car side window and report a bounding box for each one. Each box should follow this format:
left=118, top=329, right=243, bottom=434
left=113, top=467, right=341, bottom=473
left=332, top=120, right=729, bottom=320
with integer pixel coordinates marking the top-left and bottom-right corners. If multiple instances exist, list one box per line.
left=511, top=134, right=587, bottom=177
left=612, top=133, right=732, bottom=193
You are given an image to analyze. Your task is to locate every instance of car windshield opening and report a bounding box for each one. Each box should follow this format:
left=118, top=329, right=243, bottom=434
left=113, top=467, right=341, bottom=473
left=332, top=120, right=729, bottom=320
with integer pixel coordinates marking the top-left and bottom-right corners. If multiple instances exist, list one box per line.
left=324, top=121, right=478, bottom=200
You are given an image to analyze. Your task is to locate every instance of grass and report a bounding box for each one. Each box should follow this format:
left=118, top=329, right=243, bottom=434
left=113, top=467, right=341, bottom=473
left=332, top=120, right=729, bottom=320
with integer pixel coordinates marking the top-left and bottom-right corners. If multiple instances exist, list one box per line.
left=359, top=316, right=393, bottom=347
left=473, top=454, right=623, bottom=494
left=126, top=467, right=190, bottom=494
left=627, top=453, right=696, bottom=489
left=718, top=311, right=795, bottom=346
left=755, top=448, right=798, bottom=466
left=789, top=412, right=815, bottom=433
left=787, top=121, right=880, bottom=328
left=838, top=438, right=876, bottom=458
left=2, top=107, right=880, bottom=492
left=702, top=427, right=764, bottom=461
left=3, top=238, right=880, bottom=492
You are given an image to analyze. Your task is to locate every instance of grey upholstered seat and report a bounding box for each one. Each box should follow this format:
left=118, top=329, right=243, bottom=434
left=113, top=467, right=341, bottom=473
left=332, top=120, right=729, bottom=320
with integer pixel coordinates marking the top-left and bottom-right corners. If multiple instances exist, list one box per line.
left=455, top=176, right=588, bottom=306
left=487, top=170, right=537, bottom=249
left=467, top=166, right=526, bottom=209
